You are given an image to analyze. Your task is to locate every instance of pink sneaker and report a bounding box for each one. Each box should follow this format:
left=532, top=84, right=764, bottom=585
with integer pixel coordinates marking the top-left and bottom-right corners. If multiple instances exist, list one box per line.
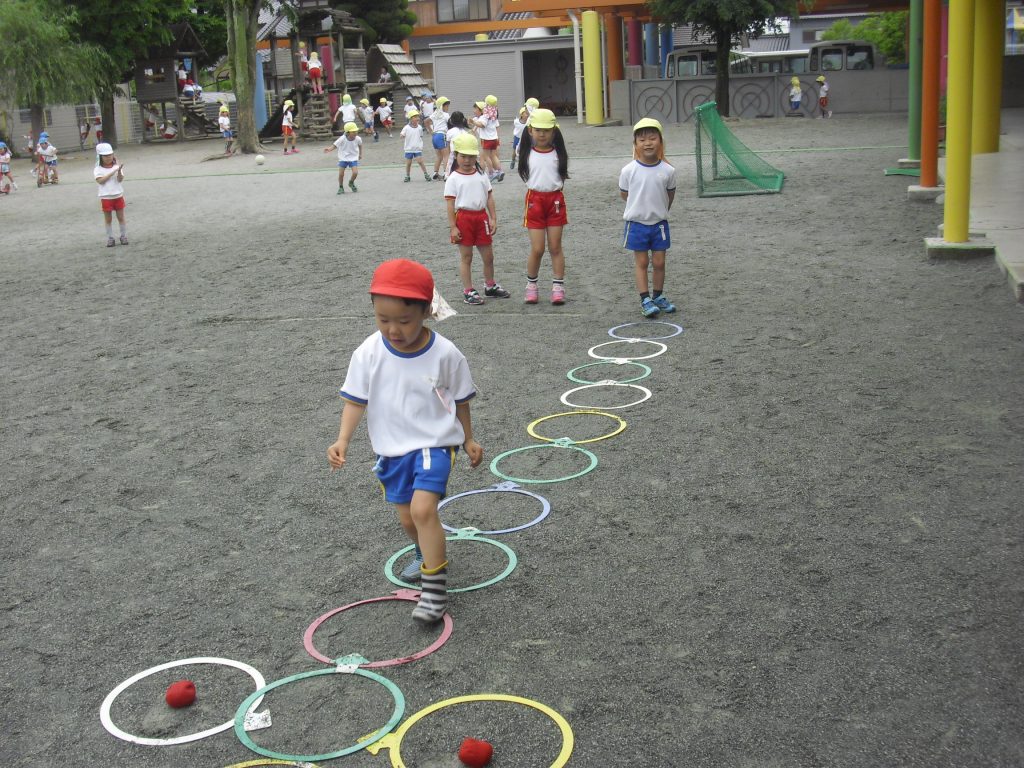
left=551, top=284, right=566, bottom=305
left=524, top=283, right=539, bottom=304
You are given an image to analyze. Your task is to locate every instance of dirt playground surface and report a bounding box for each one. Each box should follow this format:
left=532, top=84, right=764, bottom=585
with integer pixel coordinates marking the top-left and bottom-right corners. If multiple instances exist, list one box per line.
left=2, top=113, right=1023, bottom=767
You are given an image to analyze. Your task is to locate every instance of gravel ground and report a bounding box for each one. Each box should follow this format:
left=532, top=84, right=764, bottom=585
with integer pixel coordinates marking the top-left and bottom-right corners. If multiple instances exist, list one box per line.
left=2, top=112, right=1023, bottom=768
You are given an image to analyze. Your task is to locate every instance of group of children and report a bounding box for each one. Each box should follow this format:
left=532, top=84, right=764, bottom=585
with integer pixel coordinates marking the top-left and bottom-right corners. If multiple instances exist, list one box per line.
left=787, top=74, right=832, bottom=117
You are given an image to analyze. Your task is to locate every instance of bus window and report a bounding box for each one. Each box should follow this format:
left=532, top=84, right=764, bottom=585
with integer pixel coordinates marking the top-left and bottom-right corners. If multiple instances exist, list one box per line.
left=701, top=51, right=717, bottom=75
left=821, top=47, right=843, bottom=71
left=676, top=54, right=698, bottom=77
left=789, top=56, right=808, bottom=74
left=847, top=45, right=874, bottom=70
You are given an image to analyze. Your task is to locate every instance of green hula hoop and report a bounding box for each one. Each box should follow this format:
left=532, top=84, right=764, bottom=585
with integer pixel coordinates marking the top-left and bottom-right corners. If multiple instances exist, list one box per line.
left=233, top=657, right=404, bottom=763
left=490, top=439, right=599, bottom=484
left=566, top=360, right=652, bottom=384
left=384, top=528, right=518, bottom=591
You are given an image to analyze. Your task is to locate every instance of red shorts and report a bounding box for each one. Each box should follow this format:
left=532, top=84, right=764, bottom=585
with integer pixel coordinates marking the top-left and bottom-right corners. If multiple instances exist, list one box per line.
left=453, top=208, right=492, bottom=247
left=309, top=67, right=321, bottom=78
left=819, top=96, right=829, bottom=109
left=282, top=126, right=294, bottom=136
left=101, top=196, right=125, bottom=213
left=523, top=189, right=567, bottom=229
left=481, top=138, right=499, bottom=151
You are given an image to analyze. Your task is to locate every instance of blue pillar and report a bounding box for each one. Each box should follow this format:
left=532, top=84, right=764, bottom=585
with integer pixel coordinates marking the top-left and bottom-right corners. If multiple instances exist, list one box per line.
left=253, top=51, right=268, bottom=131
left=659, top=25, right=674, bottom=77
left=644, top=23, right=659, bottom=67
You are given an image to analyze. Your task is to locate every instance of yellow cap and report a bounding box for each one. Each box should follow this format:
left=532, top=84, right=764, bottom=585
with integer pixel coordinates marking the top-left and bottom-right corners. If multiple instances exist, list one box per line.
left=283, top=99, right=294, bottom=108
left=474, top=100, right=486, bottom=111
left=408, top=110, right=420, bottom=118
left=528, top=108, right=557, bottom=129
left=791, top=76, right=800, bottom=85
left=359, top=98, right=369, bottom=105
left=633, top=117, right=663, bottom=134
left=343, top=93, right=352, bottom=103
left=525, top=97, right=539, bottom=108
left=436, top=96, right=449, bottom=106
left=343, top=121, right=358, bottom=133
left=816, top=75, right=826, bottom=82
left=379, top=97, right=387, bottom=104
left=485, top=94, right=498, bottom=105
left=452, top=132, right=480, bottom=156
left=219, top=105, right=229, bottom=113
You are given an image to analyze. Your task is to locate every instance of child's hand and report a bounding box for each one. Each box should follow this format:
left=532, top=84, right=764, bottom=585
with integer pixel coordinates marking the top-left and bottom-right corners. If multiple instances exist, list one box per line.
left=327, top=441, right=347, bottom=470
left=450, top=226, right=461, bottom=244
left=488, top=217, right=497, bottom=235
left=323, top=147, right=331, bottom=153
left=463, top=439, right=483, bottom=468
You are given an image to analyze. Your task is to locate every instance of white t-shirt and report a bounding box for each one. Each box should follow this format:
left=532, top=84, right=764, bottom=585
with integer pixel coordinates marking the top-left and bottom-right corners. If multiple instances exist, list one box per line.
left=340, top=330, right=476, bottom=457
left=619, top=159, right=677, bottom=225
left=526, top=147, right=562, bottom=192
left=401, top=123, right=424, bottom=152
left=819, top=82, right=830, bottom=98
left=377, top=104, right=393, bottom=122
left=789, top=85, right=802, bottom=102
left=282, top=110, right=294, bottom=129
left=37, top=144, right=57, bottom=162
left=429, top=109, right=449, bottom=134
left=360, top=105, right=375, bottom=124
left=404, top=102, right=418, bottom=118
left=420, top=100, right=435, bottom=119
left=445, top=126, right=464, bottom=147
left=334, top=134, right=362, bottom=161
left=336, top=103, right=357, bottom=123
left=512, top=118, right=528, bottom=140
left=473, top=115, right=499, bottom=141
left=443, top=169, right=491, bottom=211
left=218, top=115, right=230, bottom=131
left=94, top=163, right=124, bottom=199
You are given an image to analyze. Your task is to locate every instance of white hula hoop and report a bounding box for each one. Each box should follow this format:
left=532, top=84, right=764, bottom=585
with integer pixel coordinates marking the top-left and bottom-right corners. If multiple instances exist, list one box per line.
left=560, top=381, right=653, bottom=410
left=588, top=339, right=667, bottom=361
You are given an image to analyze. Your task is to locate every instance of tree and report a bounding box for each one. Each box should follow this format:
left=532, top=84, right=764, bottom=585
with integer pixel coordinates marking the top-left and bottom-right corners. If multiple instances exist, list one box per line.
left=644, top=0, right=804, bottom=117
left=0, top=0, right=110, bottom=146
left=822, top=12, right=908, bottom=65
left=70, top=0, right=192, bottom=148
left=184, top=0, right=229, bottom=69
left=333, top=0, right=417, bottom=47
left=224, top=0, right=264, bottom=153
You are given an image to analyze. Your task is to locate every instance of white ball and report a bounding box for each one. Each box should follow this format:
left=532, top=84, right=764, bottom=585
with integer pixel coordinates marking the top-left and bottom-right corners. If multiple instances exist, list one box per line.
left=255, top=154, right=265, bottom=165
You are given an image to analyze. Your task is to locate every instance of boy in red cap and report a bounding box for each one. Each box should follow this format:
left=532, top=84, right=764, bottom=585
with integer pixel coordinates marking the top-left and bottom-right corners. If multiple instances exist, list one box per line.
left=327, top=259, right=483, bottom=623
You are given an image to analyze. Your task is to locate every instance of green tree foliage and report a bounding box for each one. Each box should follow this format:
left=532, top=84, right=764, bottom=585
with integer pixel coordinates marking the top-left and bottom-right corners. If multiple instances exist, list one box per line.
left=821, top=12, right=908, bottom=64
left=644, top=0, right=804, bottom=116
left=0, top=0, right=109, bottom=144
left=333, top=0, right=417, bottom=46
left=182, top=0, right=228, bottom=67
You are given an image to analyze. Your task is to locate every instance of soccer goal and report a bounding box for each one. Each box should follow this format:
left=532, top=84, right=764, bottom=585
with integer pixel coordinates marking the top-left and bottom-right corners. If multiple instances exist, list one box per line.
left=694, top=102, right=784, bottom=197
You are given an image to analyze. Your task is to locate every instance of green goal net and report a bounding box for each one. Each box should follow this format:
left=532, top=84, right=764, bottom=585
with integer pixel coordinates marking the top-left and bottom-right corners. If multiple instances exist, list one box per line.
left=694, top=102, right=784, bottom=197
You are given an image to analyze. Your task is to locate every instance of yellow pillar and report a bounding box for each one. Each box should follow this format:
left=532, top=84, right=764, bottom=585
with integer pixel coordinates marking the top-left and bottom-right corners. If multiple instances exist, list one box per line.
left=582, top=10, right=604, bottom=125
left=943, top=0, right=974, bottom=243
left=971, top=0, right=1003, bottom=154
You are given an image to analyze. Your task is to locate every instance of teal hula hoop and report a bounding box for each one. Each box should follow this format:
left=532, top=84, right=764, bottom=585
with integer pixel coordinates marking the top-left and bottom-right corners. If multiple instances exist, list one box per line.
left=489, top=438, right=599, bottom=484
left=566, top=360, right=652, bottom=384
left=384, top=528, right=518, bottom=591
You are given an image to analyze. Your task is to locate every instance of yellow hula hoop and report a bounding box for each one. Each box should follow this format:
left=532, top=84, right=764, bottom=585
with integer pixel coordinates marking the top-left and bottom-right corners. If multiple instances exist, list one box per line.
left=527, top=409, right=627, bottom=444
left=364, top=693, right=574, bottom=767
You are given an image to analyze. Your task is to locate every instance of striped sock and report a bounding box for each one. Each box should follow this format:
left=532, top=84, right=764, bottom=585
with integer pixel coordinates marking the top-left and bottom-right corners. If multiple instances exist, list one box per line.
left=412, top=561, right=448, bottom=623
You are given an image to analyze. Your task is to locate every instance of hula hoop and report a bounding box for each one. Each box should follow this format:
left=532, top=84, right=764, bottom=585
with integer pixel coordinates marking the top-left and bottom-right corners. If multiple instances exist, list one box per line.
left=233, top=656, right=404, bottom=763
left=224, top=761, right=323, bottom=768
left=527, top=410, right=626, bottom=445
left=588, top=338, right=667, bottom=361
left=566, top=360, right=652, bottom=384
left=608, top=321, right=684, bottom=340
left=489, top=439, right=599, bottom=485
left=384, top=528, right=518, bottom=591
left=560, top=382, right=652, bottom=410
left=438, top=481, right=551, bottom=535
left=364, top=693, right=574, bottom=767
left=303, top=589, right=454, bottom=668
left=100, top=657, right=267, bottom=746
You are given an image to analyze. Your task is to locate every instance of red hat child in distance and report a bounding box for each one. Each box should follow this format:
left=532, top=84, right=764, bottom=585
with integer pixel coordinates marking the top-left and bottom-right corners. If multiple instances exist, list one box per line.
left=370, top=259, right=434, bottom=302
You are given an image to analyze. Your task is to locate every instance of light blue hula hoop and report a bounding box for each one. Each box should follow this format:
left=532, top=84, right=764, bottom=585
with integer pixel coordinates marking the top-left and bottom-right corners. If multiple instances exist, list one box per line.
left=384, top=528, right=518, bottom=591
left=608, top=320, right=684, bottom=340
left=489, top=438, right=599, bottom=485
left=566, top=360, right=652, bottom=384
left=233, top=655, right=404, bottom=763
left=438, top=482, right=551, bottom=535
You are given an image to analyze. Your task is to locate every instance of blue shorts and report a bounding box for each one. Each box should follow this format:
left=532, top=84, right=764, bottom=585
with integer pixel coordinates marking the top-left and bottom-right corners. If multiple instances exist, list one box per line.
left=432, top=133, right=447, bottom=150
left=364, top=121, right=374, bottom=130
left=222, top=130, right=233, bottom=139
left=404, top=151, right=422, bottom=159
left=623, top=220, right=670, bottom=252
left=375, top=447, right=456, bottom=504
left=338, top=160, right=359, bottom=168
left=512, top=136, right=521, bottom=150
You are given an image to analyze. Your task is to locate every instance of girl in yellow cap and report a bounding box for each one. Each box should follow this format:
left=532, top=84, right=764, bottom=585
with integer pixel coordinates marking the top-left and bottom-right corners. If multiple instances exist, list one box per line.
left=400, top=110, right=431, bottom=182
left=358, top=98, right=378, bottom=141
left=308, top=51, right=323, bottom=94
left=376, top=97, right=394, bottom=138
left=471, top=98, right=504, bottom=182
left=324, top=121, right=363, bottom=193
left=281, top=99, right=297, bottom=154
left=620, top=118, right=677, bottom=318
left=788, top=76, right=803, bottom=115
left=218, top=105, right=235, bottom=155
left=816, top=75, right=832, bottom=118
left=517, top=108, right=570, bottom=305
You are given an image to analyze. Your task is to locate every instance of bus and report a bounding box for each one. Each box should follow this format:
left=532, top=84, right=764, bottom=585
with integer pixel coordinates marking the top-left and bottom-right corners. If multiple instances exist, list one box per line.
left=666, top=40, right=883, bottom=79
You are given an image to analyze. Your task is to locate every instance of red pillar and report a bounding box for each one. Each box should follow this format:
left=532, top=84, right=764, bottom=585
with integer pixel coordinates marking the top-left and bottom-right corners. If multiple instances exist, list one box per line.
left=921, top=0, right=940, bottom=187
left=605, top=13, right=624, bottom=81
left=627, top=19, right=642, bottom=67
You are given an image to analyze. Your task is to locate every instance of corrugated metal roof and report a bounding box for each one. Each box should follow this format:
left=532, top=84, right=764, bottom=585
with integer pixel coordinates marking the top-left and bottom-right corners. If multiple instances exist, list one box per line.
left=489, top=11, right=533, bottom=41
left=373, top=44, right=430, bottom=94
left=745, top=34, right=795, bottom=52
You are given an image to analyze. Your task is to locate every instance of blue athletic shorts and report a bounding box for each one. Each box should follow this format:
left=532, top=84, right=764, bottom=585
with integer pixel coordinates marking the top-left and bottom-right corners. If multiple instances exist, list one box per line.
left=404, top=151, right=422, bottom=159
left=364, top=121, right=374, bottom=130
left=432, top=132, right=447, bottom=150
left=338, top=160, right=359, bottom=168
left=623, top=220, right=670, bottom=252
left=374, top=447, right=456, bottom=504
left=222, top=130, right=233, bottom=139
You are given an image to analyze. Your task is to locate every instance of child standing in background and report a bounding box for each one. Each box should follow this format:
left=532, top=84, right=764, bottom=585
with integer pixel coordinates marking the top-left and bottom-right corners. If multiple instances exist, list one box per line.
left=517, top=109, right=570, bottom=305
left=788, top=77, right=802, bottom=114
left=328, top=259, right=483, bottom=624
left=426, top=96, right=450, bottom=180
left=35, top=133, right=58, bottom=185
left=445, top=111, right=468, bottom=154
left=444, top=133, right=510, bottom=305
left=401, top=111, right=431, bottom=182
left=325, top=121, right=362, bottom=194
left=218, top=105, right=235, bottom=155
left=510, top=106, right=529, bottom=170
left=308, top=51, right=324, bottom=94
left=816, top=75, right=832, bottom=118
left=282, top=99, right=298, bottom=154
left=333, top=93, right=358, bottom=129
left=470, top=98, right=503, bottom=182
left=376, top=98, right=394, bottom=138
left=94, top=142, right=127, bottom=247
left=404, top=96, right=418, bottom=120
left=619, top=118, right=677, bottom=318
left=359, top=98, right=378, bottom=142
left=0, top=141, right=16, bottom=193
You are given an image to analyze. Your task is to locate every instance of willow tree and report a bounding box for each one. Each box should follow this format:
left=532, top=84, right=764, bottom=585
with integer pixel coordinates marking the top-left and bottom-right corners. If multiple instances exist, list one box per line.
left=225, top=0, right=263, bottom=153
left=0, top=0, right=109, bottom=146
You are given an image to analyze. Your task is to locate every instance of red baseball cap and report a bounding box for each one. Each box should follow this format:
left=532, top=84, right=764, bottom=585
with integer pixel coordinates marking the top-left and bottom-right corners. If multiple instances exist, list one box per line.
left=369, top=259, right=434, bottom=302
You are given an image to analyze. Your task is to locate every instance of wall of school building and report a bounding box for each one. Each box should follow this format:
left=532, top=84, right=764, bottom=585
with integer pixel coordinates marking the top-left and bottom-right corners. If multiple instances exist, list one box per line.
left=431, top=37, right=577, bottom=120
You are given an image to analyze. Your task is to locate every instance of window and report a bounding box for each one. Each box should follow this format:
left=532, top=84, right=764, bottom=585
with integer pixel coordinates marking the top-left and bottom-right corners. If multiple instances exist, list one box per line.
left=820, top=47, right=843, bottom=71
left=847, top=45, right=874, bottom=70
left=437, top=0, right=489, bottom=22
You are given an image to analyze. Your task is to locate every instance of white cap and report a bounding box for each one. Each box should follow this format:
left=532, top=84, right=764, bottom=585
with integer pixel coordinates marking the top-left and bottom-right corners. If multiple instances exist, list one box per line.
left=96, top=142, right=114, bottom=156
